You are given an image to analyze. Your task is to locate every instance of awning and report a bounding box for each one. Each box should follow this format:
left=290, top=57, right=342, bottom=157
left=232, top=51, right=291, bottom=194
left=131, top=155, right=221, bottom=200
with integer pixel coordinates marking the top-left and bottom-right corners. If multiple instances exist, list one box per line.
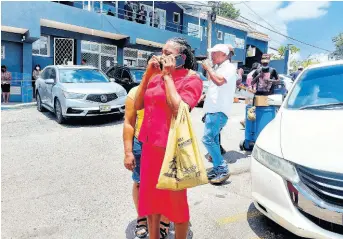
left=135, top=38, right=164, bottom=48
left=40, top=19, right=128, bottom=40
left=1, top=26, right=28, bottom=34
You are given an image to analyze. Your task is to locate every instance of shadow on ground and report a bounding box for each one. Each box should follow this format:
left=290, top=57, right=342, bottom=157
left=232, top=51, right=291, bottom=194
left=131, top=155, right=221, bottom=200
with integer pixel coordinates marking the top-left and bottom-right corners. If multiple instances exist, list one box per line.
left=41, top=111, right=124, bottom=128
left=125, top=220, right=194, bottom=239
left=223, top=150, right=250, bottom=164
left=247, top=203, right=301, bottom=239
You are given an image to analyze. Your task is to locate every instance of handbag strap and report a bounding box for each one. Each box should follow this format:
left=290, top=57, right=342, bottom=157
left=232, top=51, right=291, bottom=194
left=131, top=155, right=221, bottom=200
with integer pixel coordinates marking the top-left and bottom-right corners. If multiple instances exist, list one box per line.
left=173, top=101, right=188, bottom=128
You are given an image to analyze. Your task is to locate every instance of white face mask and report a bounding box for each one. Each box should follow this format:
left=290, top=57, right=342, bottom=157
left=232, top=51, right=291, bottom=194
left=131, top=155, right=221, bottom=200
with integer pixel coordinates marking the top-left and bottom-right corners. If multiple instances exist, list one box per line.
left=36, top=67, right=40, bottom=70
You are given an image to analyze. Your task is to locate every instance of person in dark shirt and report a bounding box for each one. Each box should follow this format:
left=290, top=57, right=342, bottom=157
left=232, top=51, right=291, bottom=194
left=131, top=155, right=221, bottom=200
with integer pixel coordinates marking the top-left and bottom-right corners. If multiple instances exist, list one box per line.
left=124, top=2, right=133, bottom=21
left=292, top=66, right=303, bottom=81
left=136, top=5, right=147, bottom=24
left=251, top=54, right=279, bottom=96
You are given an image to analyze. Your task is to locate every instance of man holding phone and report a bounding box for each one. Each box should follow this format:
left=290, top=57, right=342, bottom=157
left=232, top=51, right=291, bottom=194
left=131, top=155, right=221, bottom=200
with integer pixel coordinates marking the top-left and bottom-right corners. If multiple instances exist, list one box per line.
left=201, top=44, right=236, bottom=184
left=251, top=54, right=280, bottom=96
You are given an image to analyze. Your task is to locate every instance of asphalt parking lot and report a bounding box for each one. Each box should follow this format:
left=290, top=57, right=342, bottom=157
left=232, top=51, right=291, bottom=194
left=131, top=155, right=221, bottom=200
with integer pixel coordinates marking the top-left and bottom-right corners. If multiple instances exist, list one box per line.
left=1, top=103, right=302, bottom=239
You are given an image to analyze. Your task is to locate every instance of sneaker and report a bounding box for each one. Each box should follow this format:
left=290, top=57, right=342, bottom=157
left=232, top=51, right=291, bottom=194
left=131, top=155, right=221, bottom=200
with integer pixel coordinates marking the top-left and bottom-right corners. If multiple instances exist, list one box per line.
left=210, top=172, right=230, bottom=184
left=207, top=168, right=217, bottom=180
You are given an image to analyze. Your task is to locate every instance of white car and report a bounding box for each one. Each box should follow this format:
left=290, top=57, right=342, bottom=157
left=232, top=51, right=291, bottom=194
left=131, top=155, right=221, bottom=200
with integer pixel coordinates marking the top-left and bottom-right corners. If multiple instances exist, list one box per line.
left=251, top=61, right=343, bottom=238
left=35, top=65, right=127, bottom=124
left=279, top=74, right=294, bottom=93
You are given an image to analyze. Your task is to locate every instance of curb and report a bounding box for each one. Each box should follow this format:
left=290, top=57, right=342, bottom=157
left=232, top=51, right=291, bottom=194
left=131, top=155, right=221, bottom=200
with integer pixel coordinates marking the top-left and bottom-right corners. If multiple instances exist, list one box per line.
left=1, top=102, right=36, bottom=110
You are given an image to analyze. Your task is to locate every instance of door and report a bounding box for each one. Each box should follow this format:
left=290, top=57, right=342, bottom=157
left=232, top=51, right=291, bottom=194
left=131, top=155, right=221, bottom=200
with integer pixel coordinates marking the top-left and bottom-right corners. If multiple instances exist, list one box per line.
left=54, top=38, right=74, bottom=65
left=39, top=68, right=50, bottom=105
left=46, top=68, right=57, bottom=108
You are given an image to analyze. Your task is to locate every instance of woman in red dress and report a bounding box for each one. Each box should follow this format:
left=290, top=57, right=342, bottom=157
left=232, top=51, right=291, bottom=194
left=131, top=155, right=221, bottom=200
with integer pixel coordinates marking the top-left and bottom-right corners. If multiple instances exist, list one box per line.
left=134, top=38, right=203, bottom=239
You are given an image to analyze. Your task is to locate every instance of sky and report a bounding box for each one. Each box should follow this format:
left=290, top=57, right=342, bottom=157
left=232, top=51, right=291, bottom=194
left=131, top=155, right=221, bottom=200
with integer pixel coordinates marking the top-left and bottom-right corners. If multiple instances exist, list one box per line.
left=234, top=1, right=343, bottom=62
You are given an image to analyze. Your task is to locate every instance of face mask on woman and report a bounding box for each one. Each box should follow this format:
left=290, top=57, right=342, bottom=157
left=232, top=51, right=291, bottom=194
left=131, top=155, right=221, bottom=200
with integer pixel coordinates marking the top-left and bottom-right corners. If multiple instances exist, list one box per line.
left=36, top=67, right=40, bottom=71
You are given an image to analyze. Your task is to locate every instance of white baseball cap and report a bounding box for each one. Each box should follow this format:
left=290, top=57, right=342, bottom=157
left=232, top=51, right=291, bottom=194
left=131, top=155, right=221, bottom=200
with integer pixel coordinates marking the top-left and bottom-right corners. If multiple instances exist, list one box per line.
left=207, top=44, right=234, bottom=55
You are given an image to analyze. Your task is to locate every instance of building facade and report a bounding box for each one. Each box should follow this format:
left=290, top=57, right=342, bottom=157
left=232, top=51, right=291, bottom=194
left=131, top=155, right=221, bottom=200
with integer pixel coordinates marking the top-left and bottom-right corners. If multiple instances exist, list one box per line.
left=1, top=1, right=269, bottom=102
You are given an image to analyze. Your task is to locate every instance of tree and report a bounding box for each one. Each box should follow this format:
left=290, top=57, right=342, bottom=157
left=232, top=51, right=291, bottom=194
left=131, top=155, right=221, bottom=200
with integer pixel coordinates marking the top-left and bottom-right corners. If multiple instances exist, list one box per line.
left=217, top=2, right=240, bottom=19
left=290, top=56, right=319, bottom=72
left=332, top=32, right=343, bottom=60
left=271, top=45, right=300, bottom=60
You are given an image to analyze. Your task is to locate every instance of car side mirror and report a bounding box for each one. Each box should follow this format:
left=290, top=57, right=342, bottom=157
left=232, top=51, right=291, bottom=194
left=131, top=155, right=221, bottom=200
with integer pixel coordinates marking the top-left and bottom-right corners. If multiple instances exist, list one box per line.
left=45, top=78, right=55, bottom=84
left=110, top=78, right=116, bottom=82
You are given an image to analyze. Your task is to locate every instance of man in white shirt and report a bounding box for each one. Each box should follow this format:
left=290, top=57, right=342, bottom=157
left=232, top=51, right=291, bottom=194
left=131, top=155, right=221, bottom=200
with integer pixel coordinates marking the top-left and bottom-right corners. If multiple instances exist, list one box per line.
left=202, top=44, right=237, bottom=184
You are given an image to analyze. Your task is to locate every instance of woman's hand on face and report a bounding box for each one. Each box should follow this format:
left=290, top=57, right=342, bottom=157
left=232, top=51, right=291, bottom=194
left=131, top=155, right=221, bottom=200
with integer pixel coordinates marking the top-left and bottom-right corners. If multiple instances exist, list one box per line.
left=147, top=55, right=162, bottom=72
left=161, top=55, right=176, bottom=75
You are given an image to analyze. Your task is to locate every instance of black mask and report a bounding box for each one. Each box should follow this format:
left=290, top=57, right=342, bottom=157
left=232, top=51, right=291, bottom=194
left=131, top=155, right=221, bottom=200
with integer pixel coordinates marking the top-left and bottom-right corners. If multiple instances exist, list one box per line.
left=1, top=69, right=5, bottom=72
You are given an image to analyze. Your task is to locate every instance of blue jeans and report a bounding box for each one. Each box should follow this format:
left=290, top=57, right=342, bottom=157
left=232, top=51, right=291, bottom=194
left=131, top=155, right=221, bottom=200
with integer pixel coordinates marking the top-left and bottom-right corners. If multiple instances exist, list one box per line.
left=202, top=112, right=229, bottom=174
left=132, top=137, right=143, bottom=183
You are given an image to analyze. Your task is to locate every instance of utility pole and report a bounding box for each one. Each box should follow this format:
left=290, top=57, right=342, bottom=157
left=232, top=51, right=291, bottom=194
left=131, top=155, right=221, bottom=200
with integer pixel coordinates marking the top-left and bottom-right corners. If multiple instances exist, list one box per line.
left=207, top=1, right=216, bottom=57
left=207, top=11, right=212, bottom=56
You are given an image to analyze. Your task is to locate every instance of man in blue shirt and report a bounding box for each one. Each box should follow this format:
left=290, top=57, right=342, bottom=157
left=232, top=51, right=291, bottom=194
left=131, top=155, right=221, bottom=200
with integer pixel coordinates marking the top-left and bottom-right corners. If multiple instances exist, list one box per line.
left=292, top=66, right=304, bottom=81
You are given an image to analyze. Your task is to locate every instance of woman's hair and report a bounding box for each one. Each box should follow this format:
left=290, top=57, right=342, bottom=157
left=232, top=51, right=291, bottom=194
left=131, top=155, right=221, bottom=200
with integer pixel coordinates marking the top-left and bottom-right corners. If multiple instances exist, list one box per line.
left=35, top=64, right=41, bottom=68
left=1, top=65, right=6, bottom=69
left=168, top=37, right=196, bottom=70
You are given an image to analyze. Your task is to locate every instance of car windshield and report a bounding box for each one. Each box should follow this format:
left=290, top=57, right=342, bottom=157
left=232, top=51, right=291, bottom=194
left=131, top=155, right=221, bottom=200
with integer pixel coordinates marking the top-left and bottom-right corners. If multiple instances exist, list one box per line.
left=130, top=69, right=145, bottom=83
left=286, top=64, right=343, bottom=110
left=59, top=69, right=109, bottom=83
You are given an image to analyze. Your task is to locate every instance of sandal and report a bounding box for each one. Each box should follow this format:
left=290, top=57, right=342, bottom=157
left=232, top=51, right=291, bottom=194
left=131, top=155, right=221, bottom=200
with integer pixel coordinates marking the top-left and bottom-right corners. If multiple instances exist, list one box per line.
left=160, top=221, right=170, bottom=239
left=135, top=218, right=148, bottom=238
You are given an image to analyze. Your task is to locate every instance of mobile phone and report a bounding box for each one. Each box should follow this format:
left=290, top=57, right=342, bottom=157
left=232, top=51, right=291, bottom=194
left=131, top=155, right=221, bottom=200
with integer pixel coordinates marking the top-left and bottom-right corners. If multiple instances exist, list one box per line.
left=175, top=54, right=185, bottom=68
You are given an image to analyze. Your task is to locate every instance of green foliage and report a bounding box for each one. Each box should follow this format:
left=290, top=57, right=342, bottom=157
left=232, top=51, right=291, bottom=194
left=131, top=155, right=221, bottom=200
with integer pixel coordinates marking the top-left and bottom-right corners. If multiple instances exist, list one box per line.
left=217, top=2, right=240, bottom=19
left=332, top=32, right=343, bottom=60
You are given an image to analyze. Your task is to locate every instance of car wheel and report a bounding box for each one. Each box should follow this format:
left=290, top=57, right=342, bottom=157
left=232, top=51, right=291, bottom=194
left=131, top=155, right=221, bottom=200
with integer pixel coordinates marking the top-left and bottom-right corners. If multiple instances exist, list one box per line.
left=54, top=99, right=66, bottom=124
left=36, top=93, right=45, bottom=112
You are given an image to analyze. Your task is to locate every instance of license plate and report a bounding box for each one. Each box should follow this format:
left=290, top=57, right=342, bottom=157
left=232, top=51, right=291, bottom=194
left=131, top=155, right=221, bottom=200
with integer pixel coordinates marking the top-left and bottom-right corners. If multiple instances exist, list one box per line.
left=99, top=105, right=111, bottom=112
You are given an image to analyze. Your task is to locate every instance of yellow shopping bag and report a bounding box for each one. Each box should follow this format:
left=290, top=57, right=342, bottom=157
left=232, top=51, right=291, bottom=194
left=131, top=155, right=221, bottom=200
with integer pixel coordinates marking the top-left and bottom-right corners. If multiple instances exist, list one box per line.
left=156, top=101, right=209, bottom=191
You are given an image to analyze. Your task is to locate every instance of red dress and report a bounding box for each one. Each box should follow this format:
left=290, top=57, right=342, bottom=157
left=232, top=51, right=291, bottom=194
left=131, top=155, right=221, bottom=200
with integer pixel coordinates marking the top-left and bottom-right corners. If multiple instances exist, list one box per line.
left=138, top=69, right=203, bottom=223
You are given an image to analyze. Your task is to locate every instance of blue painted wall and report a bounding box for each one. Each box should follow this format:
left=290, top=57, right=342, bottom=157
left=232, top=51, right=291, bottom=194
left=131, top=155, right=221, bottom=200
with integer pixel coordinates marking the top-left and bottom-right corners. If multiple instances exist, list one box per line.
left=183, top=14, right=253, bottom=64
left=270, top=59, right=286, bottom=74
left=1, top=40, right=23, bottom=73
left=246, top=37, right=268, bottom=53
left=212, top=21, right=247, bottom=63
left=182, top=14, right=207, bottom=56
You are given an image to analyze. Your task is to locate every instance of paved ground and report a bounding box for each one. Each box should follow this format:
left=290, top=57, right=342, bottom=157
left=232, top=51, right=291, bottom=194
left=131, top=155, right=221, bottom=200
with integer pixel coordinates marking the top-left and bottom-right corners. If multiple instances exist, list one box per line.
left=1, top=103, right=301, bottom=239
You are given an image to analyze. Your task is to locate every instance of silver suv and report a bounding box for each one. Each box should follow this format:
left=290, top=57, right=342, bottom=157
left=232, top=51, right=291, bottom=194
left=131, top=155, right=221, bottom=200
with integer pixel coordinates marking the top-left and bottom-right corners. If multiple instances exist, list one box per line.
left=35, top=65, right=127, bottom=124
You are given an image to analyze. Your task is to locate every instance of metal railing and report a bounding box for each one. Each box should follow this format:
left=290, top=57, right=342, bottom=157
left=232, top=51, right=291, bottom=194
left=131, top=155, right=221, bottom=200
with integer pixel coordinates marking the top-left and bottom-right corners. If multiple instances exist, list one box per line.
left=68, top=1, right=202, bottom=37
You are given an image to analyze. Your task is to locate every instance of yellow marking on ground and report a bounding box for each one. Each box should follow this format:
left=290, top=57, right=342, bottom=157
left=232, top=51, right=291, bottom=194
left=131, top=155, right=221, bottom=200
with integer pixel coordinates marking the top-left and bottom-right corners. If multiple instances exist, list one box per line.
left=217, top=210, right=263, bottom=225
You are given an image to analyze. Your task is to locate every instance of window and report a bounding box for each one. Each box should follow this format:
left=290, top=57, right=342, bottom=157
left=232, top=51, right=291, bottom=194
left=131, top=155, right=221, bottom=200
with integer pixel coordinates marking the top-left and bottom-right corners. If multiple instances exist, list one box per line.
left=32, top=35, right=50, bottom=57
left=41, top=68, right=50, bottom=80
left=224, top=33, right=235, bottom=45
left=217, top=31, right=223, bottom=40
left=188, top=23, right=203, bottom=39
left=1, top=45, right=4, bottom=59
left=173, top=12, right=180, bottom=24
left=50, top=68, right=57, bottom=81
left=81, top=41, right=117, bottom=72
left=123, top=48, right=152, bottom=67
left=59, top=69, right=109, bottom=83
